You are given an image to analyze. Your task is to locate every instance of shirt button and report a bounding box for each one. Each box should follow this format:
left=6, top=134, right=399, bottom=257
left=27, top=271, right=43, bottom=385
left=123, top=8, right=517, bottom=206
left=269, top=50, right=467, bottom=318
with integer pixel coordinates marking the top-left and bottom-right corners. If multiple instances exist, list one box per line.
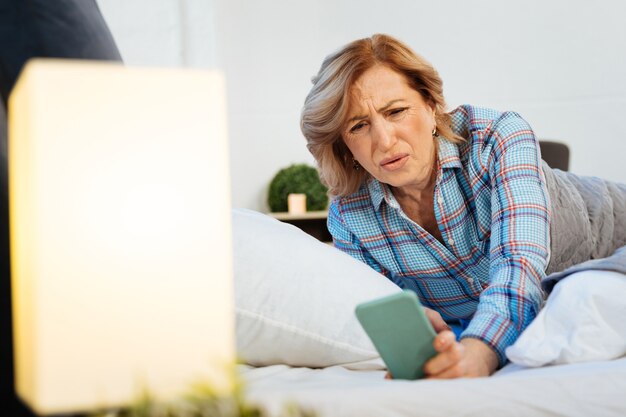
left=448, top=238, right=455, bottom=245
left=437, top=196, right=444, bottom=204
left=468, top=278, right=474, bottom=284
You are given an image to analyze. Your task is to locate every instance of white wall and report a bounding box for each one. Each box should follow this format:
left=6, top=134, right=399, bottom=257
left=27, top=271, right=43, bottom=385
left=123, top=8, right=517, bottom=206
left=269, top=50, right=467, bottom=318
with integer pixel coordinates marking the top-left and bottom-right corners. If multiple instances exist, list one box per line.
left=100, top=0, right=626, bottom=211
left=97, top=0, right=218, bottom=68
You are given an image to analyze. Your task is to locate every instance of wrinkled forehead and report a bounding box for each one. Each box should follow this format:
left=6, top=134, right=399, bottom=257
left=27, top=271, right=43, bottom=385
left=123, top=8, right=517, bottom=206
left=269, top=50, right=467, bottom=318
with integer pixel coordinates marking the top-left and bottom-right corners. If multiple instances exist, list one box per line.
left=350, top=66, right=408, bottom=96
left=345, top=65, right=420, bottom=113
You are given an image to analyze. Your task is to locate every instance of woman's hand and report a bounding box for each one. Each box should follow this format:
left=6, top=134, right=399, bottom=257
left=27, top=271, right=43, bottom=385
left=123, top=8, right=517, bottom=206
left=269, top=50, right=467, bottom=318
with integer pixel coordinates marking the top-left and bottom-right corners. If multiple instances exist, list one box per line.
left=384, top=308, right=498, bottom=380
left=423, top=331, right=499, bottom=378
left=423, top=307, right=452, bottom=333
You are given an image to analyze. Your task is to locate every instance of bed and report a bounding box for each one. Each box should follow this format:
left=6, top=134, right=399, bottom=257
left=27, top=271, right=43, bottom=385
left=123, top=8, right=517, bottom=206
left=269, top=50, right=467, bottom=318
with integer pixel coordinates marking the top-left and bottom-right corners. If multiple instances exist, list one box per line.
left=232, top=209, right=626, bottom=417
left=240, top=358, right=626, bottom=417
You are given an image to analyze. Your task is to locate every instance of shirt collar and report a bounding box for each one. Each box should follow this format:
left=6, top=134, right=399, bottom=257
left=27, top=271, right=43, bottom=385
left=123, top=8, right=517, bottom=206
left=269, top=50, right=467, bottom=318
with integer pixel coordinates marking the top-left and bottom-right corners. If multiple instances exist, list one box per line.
left=368, top=179, right=394, bottom=211
left=437, top=136, right=462, bottom=169
left=367, top=136, right=461, bottom=211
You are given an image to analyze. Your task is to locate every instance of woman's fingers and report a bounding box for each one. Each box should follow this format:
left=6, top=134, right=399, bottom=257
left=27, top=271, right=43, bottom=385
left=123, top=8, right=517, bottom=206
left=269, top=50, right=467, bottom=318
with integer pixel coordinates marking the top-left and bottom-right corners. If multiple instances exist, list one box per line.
left=427, top=362, right=466, bottom=379
left=433, top=330, right=457, bottom=352
left=423, top=307, right=452, bottom=333
left=423, top=331, right=463, bottom=376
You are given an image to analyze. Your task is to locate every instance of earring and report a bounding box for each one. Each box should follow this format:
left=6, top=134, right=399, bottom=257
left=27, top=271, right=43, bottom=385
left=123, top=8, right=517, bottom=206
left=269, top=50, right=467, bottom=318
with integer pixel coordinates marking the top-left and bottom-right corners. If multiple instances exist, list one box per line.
left=432, top=126, right=439, bottom=137
left=352, top=158, right=361, bottom=171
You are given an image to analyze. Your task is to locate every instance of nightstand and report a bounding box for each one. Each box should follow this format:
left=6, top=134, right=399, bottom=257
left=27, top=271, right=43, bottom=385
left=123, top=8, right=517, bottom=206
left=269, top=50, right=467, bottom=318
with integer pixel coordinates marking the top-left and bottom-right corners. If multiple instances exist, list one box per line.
left=269, top=210, right=331, bottom=242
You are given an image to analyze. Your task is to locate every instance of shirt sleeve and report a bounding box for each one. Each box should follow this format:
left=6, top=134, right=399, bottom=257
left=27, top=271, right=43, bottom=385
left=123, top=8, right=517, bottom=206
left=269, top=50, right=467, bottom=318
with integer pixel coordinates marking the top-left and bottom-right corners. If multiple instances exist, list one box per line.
left=460, top=112, right=550, bottom=366
left=327, top=199, right=390, bottom=277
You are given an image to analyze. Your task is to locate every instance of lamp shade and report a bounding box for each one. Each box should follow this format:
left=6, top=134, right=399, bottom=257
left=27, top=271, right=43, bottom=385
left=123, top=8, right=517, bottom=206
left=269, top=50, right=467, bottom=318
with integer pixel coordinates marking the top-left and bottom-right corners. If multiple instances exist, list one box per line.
left=9, top=60, right=234, bottom=414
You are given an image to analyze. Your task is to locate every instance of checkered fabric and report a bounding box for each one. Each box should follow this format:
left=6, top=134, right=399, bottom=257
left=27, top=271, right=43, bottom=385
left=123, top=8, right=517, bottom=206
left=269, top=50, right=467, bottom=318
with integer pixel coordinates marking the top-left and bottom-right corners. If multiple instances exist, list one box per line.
left=329, top=105, right=551, bottom=366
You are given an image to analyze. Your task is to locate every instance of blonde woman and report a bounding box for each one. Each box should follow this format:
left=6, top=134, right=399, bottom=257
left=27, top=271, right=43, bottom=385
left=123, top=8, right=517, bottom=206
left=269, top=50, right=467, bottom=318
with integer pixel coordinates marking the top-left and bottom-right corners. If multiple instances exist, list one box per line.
left=301, top=34, right=626, bottom=378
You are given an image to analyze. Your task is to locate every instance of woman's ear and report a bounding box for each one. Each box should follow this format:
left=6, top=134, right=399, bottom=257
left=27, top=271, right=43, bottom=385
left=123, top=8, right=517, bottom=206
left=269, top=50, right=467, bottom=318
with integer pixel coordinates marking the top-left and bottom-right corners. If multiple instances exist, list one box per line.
left=429, top=99, right=437, bottom=115
left=428, top=106, right=437, bottom=127
left=423, top=97, right=437, bottom=118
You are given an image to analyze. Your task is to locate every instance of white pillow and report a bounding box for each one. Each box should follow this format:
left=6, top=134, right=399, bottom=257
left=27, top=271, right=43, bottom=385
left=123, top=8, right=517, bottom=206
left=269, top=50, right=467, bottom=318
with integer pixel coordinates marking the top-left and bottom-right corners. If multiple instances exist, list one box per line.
left=506, top=270, right=626, bottom=367
left=232, top=208, right=398, bottom=369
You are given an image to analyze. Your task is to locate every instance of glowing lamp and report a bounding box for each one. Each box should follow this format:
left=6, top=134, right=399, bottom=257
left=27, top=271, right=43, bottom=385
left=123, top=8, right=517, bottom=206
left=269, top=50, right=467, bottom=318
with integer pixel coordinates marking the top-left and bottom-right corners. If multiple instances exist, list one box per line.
left=9, top=60, right=234, bottom=414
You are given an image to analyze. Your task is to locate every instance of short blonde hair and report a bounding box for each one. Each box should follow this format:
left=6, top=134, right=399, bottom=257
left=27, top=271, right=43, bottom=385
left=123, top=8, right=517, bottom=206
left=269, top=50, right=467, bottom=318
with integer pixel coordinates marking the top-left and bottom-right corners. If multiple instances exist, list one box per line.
left=301, top=34, right=462, bottom=197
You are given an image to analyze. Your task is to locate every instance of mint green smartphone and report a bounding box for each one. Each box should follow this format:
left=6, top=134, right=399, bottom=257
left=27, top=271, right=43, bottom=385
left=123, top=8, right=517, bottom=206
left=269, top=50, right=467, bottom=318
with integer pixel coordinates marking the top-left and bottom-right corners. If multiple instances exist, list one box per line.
left=355, top=290, right=437, bottom=380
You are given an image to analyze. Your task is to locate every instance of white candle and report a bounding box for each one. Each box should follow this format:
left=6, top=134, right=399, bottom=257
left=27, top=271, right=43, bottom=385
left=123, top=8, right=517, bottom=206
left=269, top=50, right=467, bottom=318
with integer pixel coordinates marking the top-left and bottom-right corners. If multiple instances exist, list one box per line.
left=288, top=193, right=307, bottom=214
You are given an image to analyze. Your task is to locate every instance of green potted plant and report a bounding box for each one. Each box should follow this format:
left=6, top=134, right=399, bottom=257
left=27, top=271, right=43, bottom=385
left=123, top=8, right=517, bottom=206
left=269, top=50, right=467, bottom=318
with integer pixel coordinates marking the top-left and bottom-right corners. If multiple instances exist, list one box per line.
left=267, top=164, right=328, bottom=213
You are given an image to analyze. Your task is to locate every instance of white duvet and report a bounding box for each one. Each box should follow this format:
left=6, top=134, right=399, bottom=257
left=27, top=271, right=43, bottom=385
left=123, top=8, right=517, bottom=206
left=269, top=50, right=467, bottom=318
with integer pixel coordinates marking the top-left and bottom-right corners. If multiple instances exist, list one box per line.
left=241, top=357, right=626, bottom=417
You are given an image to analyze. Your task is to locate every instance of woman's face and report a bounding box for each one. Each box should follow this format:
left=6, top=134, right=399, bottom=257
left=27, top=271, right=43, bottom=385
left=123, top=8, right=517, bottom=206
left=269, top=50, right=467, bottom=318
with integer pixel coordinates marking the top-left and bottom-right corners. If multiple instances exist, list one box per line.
left=342, top=65, right=437, bottom=193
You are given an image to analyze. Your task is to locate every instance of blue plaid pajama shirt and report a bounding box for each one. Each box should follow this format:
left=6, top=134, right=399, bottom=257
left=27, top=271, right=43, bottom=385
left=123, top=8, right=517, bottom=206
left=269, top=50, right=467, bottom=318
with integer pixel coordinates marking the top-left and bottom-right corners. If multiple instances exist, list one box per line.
left=328, top=105, right=551, bottom=365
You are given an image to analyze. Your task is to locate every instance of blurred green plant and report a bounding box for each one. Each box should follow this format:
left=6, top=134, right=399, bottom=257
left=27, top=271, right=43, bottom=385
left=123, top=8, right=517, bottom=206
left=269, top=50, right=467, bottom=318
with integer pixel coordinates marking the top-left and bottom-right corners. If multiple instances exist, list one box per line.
left=89, top=378, right=316, bottom=417
left=268, top=164, right=328, bottom=212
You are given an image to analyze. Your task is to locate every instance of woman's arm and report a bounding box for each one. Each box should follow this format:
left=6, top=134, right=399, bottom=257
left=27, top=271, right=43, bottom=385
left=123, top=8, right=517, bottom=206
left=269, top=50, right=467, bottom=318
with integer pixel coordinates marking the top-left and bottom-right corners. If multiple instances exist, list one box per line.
left=327, top=199, right=391, bottom=276
left=422, top=111, right=550, bottom=378
left=463, top=112, right=551, bottom=367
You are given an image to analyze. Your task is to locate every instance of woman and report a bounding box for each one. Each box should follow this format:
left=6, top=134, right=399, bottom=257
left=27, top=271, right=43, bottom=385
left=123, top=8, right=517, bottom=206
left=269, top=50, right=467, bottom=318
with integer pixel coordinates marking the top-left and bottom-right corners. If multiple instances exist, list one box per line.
left=300, top=34, right=626, bottom=378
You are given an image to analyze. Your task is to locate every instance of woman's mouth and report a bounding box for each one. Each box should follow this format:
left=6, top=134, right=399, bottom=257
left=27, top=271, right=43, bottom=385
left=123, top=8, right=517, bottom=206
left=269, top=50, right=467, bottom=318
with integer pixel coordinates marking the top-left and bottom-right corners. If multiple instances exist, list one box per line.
left=380, top=154, right=409, bottom=171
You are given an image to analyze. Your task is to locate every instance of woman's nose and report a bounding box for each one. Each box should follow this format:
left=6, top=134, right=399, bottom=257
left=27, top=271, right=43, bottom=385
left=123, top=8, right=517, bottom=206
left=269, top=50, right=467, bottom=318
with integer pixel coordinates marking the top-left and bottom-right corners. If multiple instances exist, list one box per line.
left=371, top=118, right=395, bottom=150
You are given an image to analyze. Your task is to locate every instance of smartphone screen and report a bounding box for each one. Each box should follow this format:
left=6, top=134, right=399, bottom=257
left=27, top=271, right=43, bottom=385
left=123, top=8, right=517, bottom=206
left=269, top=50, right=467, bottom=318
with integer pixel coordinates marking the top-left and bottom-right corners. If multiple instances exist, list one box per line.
left=355, top=290, right=437, bottom=380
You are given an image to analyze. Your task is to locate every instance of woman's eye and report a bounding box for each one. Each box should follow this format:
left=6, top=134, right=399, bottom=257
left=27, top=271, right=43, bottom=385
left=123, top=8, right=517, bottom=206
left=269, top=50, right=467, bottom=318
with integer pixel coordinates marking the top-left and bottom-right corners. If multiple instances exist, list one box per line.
left=388, top=107, right=407, bottom=117
left=349, top=122, right=366, bottom=133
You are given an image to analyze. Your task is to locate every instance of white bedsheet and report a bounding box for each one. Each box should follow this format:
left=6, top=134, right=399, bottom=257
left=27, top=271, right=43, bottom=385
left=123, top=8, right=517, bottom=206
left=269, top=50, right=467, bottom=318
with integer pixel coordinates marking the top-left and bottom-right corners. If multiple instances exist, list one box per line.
left=240, top=356, right=626, bottom=417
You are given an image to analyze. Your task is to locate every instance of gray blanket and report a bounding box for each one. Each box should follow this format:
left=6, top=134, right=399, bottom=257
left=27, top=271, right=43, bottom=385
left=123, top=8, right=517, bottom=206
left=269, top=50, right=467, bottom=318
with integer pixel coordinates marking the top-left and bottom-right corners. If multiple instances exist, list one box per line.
left=542, top=245, right=626, bottom=293
left=542, top=161, right=626, bottom=291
